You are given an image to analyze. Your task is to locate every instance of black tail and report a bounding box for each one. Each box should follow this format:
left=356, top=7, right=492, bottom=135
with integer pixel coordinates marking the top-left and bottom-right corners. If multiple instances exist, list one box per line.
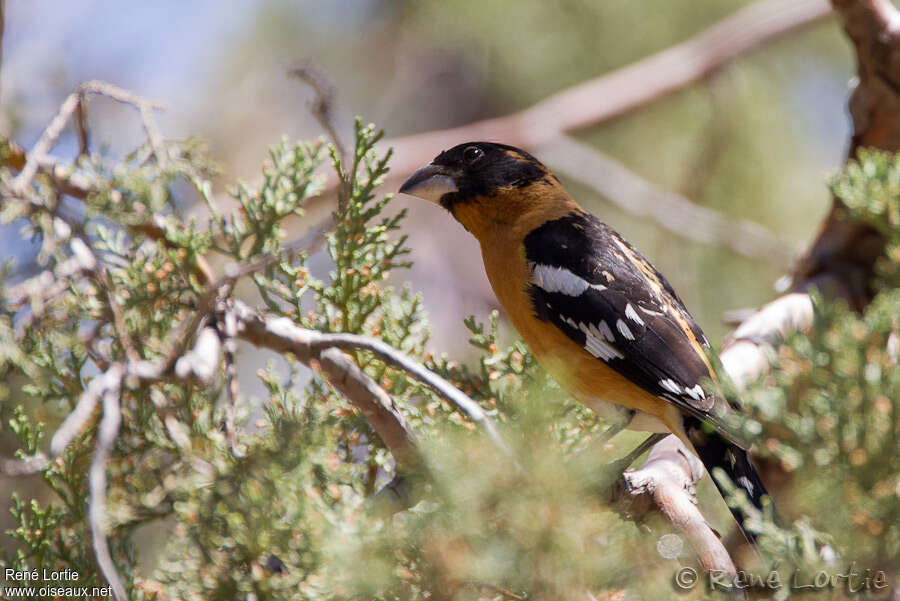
left=684, top=416, right=771, bottom=545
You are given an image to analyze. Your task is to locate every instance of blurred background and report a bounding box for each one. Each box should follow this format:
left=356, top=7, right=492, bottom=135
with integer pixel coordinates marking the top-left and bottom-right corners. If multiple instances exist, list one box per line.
left=1, top=0, right=855, bottom=566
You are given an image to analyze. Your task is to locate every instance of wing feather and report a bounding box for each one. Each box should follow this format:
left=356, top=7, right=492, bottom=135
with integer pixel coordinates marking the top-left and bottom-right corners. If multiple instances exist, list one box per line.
left=524, top=211, right=739, bottom=440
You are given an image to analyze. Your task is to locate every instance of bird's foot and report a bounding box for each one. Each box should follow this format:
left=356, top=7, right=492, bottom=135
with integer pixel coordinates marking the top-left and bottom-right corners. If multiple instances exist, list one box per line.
left=594, top=410, right=635, bottom=446
left=595, top=432, right=668, bottom=495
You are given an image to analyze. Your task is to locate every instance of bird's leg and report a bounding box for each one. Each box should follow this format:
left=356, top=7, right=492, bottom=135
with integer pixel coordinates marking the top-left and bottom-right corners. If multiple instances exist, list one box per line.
left=594, top=409, right=635, bottom=447
left=611, top=433, right=668, bottom=471
left=594, top=432, right=668, bottom=495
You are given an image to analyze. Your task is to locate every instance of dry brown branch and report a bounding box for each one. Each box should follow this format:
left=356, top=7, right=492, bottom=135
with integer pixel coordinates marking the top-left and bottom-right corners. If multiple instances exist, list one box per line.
left=721, top=0, right=900, bottom=388
left=1, top=139, right=96, bottom=199
left=296, top=0, right=829, bottom=265
left=372, top=0, right=830, bottom=172
left=792, top=0, right=900, bottom=309
left=289, top=64, right=347, bottom=164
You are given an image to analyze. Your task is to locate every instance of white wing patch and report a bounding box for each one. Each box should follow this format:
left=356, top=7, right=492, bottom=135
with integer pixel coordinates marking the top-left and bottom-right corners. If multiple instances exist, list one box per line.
left=685, top=384, right=705, bottom=400
left=659, top=378, right=683, bottom=394
left=560, top=314, right=624, bottom=361
left=530, top=263, right=607, bottom=296
left=597, top=320, right=615, bottom=342
left=625, top=303, right=645, bottom=325
left=582, top=328, right=625, bottom=361
left=738, top=476, right=755, bottom=495
left=616, top=319, right=635, bottom=340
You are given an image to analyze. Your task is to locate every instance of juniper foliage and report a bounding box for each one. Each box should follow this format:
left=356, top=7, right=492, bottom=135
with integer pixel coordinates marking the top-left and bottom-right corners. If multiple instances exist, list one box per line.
left=0, top=123, right=897, bottom=601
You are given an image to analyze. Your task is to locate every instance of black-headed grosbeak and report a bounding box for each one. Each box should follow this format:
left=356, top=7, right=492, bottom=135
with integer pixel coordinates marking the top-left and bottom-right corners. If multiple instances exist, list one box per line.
left=400, top=142, right=771, bottom=542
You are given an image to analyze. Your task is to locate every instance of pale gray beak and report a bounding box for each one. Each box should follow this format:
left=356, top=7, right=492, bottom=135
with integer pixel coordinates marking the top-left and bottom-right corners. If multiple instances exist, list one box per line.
left=398, top=163, right=458, bottom=204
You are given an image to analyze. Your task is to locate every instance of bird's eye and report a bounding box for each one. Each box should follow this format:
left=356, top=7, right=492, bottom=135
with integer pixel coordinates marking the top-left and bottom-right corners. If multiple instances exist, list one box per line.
left=463, top=146, right=484, bottom=164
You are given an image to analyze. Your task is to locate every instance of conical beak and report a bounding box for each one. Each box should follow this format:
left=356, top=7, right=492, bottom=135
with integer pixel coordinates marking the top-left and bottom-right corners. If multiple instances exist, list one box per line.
left=398, top=163, right=458, bottom=204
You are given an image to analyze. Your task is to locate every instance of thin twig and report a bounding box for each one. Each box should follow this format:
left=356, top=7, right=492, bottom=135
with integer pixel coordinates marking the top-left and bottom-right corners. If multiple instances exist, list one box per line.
left=102, top=269, right=140, bottom=362
left=1, top=139, right=96, bottom=199
left=11, top=81, right=165, bottom=193
left=289, top=63, right=352, bottom=217
left=88, top=379, right=127, bottom=601
left=615, top=433, right=668, bottom=470
left=11, top=91, right=83, bottom=192
left=74, top=98, right=89, bottom=159
left=221, top=305, right=242, bottom=457
left=288, top=64, right=346, bottom=163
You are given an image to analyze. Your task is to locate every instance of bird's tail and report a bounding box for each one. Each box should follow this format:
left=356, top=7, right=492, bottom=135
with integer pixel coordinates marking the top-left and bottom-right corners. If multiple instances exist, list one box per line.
left=683, top=416, right=771, bottom=546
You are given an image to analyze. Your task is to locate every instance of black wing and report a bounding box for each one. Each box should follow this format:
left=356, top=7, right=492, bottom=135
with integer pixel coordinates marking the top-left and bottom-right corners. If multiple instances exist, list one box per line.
left=524, top=211, right=738, bottom=438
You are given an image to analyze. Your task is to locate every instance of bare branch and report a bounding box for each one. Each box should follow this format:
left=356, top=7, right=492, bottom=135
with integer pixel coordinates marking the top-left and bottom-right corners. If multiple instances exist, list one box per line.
left=792, top=0, right=900, bottom=308
left=721, top=0, right=900, bottom=388
left=3, top=237, right=97, bottom=311
left=229, top=300, right=511, bottom=458
left=102, top=269, right=140, bottom=363
left=88, top=378, right=127, bottom=601
left=721, top=291, right=817, bottom=389
left=292, top=0, right=828, bottom=264
left=0, top=365, right=125, bottom=476
left=317, top=348, right=419, bottom=464
left=371, top=0, right=830, bottom=176
left=174, top=326, right=222, bottom=385
left=221, top=305, right=242, bottom=457
left=619, top=436, right=739, bottom=581
left=289, top=64, right=346, bottom=164
left=10, top=81, right=166, bottom=194
left=0, top=454, right=49, bottom=477
left=1, top=139, right=96, bottom=199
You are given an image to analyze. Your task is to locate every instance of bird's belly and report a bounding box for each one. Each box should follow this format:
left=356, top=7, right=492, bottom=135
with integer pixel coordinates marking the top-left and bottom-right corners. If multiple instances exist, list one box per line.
left=516, top=319, right=676, bottom=432
left=578, top=395, right=669, bottom=433
left=477, top=245, right=678, bottom=435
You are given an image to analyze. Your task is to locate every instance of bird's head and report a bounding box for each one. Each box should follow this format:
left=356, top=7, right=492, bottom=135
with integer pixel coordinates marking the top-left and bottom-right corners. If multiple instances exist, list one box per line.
left=399, top=142, right=574, bottom=236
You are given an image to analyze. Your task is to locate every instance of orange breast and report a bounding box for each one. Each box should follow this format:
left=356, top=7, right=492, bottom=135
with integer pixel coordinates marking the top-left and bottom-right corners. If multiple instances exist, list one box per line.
left=475, top=229, right=681, bottom=433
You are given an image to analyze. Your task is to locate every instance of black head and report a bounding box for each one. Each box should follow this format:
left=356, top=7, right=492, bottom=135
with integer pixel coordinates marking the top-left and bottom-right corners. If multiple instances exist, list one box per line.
left=399, top=142, right=550, bottom=211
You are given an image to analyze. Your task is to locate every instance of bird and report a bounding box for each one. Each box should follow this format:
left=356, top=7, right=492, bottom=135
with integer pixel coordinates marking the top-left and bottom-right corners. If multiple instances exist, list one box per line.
left=399, top=141, right=771, bottom=544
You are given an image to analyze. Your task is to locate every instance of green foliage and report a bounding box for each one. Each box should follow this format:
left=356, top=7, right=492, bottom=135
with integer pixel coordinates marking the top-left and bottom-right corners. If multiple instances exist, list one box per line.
left=724, top=150, right=900, bottom=591
left=2, top=125, right=899, bottom=600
